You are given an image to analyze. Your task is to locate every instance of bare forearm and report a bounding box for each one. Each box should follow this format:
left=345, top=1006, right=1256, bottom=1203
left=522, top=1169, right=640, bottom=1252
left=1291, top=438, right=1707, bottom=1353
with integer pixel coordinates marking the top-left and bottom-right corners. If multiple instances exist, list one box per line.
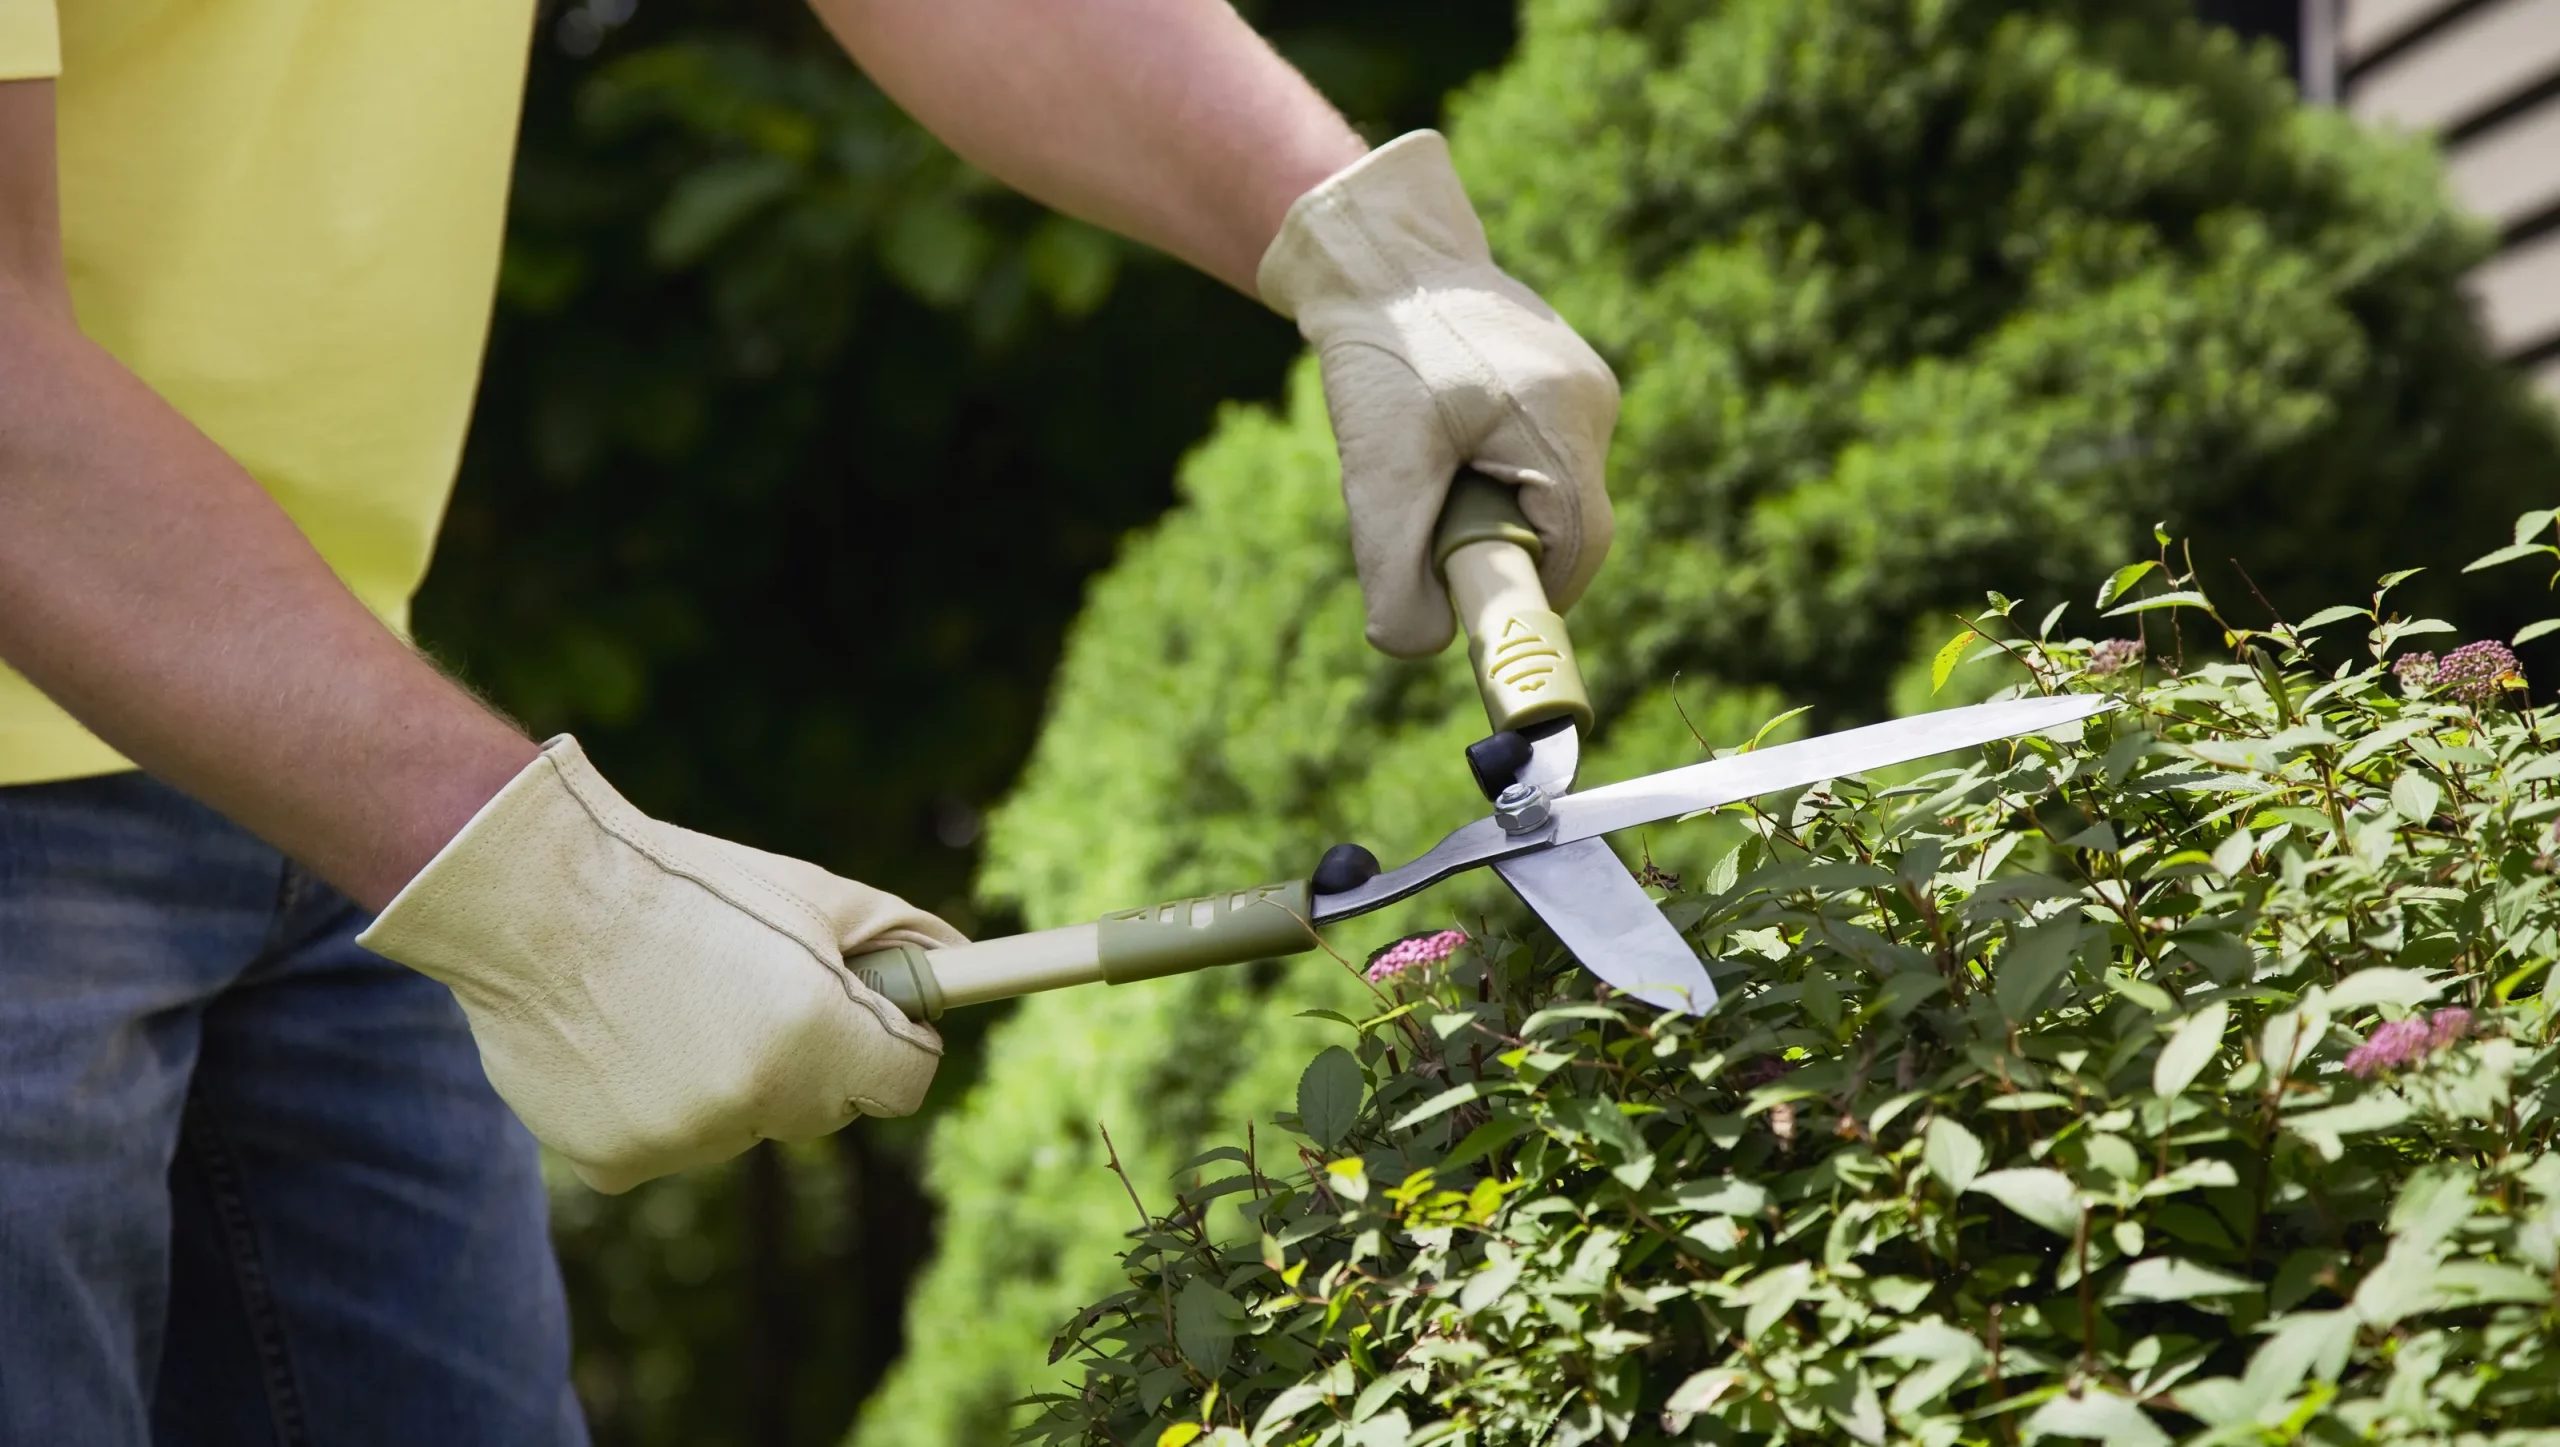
left=0, top=289, right=535, bottom=909
left=809, top=0, right=1364, bottom=294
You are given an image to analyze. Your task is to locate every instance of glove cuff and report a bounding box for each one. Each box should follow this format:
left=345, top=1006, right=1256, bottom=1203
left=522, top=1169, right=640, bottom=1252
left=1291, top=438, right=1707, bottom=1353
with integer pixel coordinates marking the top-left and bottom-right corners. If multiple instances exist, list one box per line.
left=359, top=735, right=857, bottom=1010
left=1256, top=129, right=1491, bottom=321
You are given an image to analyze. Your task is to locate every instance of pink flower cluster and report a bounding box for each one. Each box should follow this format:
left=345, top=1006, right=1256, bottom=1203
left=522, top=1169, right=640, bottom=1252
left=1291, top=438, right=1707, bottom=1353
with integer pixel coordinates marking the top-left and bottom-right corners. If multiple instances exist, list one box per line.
left=2344, top=1007, right=2473, bottom=1078
left=2087, top=638, right=2145, bottom=677
left=1366, top=929, right=1467, bottom=982
left=2394, top=651, right=2438, bottom=693
left=2436, top=640, right=2524, bottom=707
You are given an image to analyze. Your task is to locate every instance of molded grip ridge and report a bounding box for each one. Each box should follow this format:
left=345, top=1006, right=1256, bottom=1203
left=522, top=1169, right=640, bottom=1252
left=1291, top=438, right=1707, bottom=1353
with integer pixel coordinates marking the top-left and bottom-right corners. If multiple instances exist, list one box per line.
left=1097, top=881, right=1318, bottom=984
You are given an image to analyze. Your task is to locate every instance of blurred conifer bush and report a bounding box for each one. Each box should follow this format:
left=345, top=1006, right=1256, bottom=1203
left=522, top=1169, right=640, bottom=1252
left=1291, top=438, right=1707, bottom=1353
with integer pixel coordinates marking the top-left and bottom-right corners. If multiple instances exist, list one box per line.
left=859, top=1, right=2560, bottom=1439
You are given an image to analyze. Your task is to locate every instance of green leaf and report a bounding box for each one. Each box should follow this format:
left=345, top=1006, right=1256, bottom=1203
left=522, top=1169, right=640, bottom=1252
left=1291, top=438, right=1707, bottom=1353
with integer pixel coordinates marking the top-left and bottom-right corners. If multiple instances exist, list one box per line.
left=2465, top=541, right=2552, bottom=573
left=1924, top=1118, right=1985, bottom=1195
left=1739, top=1261, right=1814, bottom=1341
left=1661, top=1369, right=1745, bottom=1430
left=1388, top=1081, right=1517, bottom=1131
left=2326, top=967, right=2444, bottom=1011
left=2515, top=618, right=2560, bottom=646
left=1297, top=1046, right=1364, bottom=1149
left=1996, top=918, right=2085, bottom=1022
left=2021, top=1389, right=2168, bottom=1446
left=1174, top=1277, right=1242, bottom=1372
left=2104, top=590, right=2212, bottom=617
left=1671, top=1176, right=1770, bottom=1216
left=2153, top=1000, right=2229, bottom=1098
left=1440, top=1115, right=1529, bottom=1173
left=2282, top=1092, right=2410, bottom=1140
left=2296, top=604, right=2370, bottom=631
left=2391, top=771, right=2442, bottom=824
left=1967, top=1168, right=2082, bottom=1238
left=2112, top=1257, right=2259, bottom=1302
left=2096, top=561, right=2159, bottom=609
left=1253, top=1382, right=1332, bottom=1439
left=1930, top=625, right=1978, bottom=694
left=1157, top=1424, right=1203, bottom=1447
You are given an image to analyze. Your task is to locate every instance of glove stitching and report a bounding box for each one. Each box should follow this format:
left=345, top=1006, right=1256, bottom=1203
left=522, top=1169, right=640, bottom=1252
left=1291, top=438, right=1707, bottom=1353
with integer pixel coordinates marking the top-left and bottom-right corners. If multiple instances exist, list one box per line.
left=1328, top=194, right=1584, bottom=578
left=549, top=754, right=839, bottom=968
left=545, top=753, right=945, bottom=1054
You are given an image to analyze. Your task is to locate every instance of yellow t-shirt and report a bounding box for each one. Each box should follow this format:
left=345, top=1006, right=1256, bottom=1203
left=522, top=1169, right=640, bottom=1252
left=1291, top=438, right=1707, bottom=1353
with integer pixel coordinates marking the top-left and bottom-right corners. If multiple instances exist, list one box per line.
left=0, top=0, right=536, bottom=785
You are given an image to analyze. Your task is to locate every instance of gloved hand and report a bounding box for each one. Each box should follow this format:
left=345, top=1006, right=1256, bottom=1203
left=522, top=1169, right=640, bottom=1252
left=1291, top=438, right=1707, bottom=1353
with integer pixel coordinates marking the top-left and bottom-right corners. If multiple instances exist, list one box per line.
left=356, top=735, right=962, bottom=1194
left=1258, top=129, right=1620, bottom=659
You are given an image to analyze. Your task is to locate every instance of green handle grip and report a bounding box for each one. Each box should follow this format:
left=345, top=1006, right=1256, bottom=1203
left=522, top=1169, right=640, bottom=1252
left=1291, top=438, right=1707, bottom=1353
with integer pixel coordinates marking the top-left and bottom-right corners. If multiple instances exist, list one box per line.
left=1096, top=880, right=1317, bottom=985
left=847, top=880, right=1319, bottom=1022
left=1432, top=470, right=1594, bottom=735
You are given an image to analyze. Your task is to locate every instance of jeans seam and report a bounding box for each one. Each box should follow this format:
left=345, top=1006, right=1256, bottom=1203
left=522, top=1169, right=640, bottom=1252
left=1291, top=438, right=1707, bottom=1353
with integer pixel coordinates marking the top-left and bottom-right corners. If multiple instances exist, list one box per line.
left=181, top=1103, right=311, bottom=1447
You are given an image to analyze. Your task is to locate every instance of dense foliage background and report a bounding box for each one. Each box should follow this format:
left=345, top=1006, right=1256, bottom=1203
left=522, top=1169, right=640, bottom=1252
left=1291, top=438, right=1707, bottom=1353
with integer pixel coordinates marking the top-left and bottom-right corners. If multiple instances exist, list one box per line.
left=406, top=1, right=2559, bottom=1443
left=1028, top=542, right=2560, bottom=1445
left=880, top=0, right=2560, bottom=1441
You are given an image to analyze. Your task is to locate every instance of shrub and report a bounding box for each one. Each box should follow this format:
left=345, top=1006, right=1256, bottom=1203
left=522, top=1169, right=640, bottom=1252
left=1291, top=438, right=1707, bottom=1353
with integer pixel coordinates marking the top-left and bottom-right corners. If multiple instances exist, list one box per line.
left=860, top=0, right=2560, bottom=1436
left=1020, top=528, right=2560, bottom=1445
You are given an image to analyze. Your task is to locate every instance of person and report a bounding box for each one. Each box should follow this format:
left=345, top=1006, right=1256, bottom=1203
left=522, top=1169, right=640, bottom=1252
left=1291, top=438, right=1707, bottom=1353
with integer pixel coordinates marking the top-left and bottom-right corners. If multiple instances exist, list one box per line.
left=0, top=0, right=1618, bottom=1440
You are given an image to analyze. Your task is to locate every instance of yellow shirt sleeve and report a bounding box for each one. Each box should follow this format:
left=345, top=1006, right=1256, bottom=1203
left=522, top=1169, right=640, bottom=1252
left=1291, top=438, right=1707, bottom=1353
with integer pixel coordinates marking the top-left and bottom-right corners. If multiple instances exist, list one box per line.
left=0, top=0, right=58, bottom=80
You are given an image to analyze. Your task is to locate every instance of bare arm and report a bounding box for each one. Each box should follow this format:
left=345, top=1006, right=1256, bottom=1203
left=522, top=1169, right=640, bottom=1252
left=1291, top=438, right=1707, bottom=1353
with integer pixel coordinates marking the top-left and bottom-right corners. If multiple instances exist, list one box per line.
left=806, top=0, right=1366, bottom=295
left=0, top=81, right=535, bottom=910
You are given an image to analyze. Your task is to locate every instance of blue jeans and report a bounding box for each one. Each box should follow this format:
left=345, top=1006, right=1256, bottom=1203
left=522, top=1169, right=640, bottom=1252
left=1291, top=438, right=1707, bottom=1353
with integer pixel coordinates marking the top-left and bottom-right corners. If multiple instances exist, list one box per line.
left=0, top=771, right=586, bottom=1445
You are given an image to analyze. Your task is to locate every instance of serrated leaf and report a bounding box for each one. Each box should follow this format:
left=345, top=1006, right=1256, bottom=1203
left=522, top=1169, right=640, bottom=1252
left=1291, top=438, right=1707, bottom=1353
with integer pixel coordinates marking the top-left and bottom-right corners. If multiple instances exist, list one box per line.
left=1925, top=1117, right=1985, bottom=1195
left=1968, top=1168, right=2082, bottom=1238
left=2153, top=1000, right=2228, bottom=1098
left=1297, top=1046, right=1363, bottom=1149
left=2113, top=1256, right=2258, bottom=1302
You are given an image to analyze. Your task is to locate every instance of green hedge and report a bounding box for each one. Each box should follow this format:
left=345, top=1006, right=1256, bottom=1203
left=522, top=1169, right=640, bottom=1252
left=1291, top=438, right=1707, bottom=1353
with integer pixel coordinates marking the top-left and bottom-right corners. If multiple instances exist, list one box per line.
left=1025, top=531, right=2560, bottom=1445
left=853, top=2, right=2560, bottom=1439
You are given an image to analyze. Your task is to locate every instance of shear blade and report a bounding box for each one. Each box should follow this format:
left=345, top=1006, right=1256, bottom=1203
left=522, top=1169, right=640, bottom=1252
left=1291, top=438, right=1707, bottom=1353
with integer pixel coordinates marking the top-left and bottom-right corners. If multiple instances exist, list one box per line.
left=1494, top=837, right=1716, bottom=1016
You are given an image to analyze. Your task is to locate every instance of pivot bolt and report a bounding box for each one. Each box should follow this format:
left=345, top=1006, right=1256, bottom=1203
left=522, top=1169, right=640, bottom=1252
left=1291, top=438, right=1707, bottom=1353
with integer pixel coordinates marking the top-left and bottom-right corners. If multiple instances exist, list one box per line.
left=1493, top=782, right=1551, bottom=835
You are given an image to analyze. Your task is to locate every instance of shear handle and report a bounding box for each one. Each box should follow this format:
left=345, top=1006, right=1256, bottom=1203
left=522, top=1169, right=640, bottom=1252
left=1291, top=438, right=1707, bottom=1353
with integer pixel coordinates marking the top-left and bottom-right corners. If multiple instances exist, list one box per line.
left=1432, top=470, right=1594, bottom=736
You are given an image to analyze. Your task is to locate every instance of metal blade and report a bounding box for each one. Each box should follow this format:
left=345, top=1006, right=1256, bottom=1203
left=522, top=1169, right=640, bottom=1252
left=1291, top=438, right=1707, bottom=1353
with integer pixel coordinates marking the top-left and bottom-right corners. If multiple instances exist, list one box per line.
left=1552, top=693, right=2113, bottom=846
left=1495, top=837, right=1716, bottom=1015
left=1312, top=692, right=2112, bottom=925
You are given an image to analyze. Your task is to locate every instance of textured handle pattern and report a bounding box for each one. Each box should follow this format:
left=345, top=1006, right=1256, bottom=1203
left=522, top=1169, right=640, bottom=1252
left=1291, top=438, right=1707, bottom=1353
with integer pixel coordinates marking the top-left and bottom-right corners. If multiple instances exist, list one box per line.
left=847, top=882, right=1319, bottom=1023
left=1098, top=880, right=1317, bottom=984
left=1433, top=471, right=1594, bottom=735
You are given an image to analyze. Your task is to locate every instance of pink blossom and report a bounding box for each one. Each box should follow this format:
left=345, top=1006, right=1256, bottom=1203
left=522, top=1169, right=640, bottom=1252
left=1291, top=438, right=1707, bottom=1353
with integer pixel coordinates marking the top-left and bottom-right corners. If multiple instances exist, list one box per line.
left=2437, top=641, right=2524, bottom=707
left=2393, top=651, right=2439, bottom=693
left=1366, top=929, right=1467, bottom=982
left=2344, top=1007, right=2475, bottom=1078
left=2087, top=638, right=2144, bottom=677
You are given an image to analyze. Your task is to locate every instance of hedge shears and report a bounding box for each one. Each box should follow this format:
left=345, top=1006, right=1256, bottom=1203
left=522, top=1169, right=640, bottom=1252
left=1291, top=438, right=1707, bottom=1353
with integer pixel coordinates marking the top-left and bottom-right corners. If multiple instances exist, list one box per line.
left=853, top=474, right=2110, bottom=1021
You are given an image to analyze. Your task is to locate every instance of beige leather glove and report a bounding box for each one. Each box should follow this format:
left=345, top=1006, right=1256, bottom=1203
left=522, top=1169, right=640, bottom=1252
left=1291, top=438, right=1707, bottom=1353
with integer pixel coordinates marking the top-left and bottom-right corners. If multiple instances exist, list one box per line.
left=1259, top=129, right=1620, bottom=659
left=356, top=735, right=962, bottom=1194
